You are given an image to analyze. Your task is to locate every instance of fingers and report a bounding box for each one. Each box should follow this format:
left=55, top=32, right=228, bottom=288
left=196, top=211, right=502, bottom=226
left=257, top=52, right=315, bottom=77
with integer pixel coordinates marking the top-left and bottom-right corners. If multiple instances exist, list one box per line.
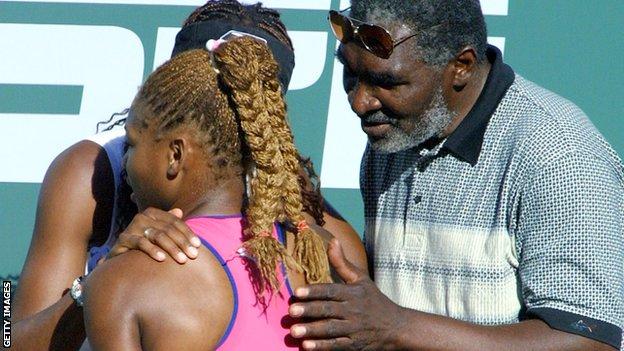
left=301, top=338, right=353, bottom=351
left=294, top=278, right=372, bottom=304
left=165, top=207, right=201, bottom=248
left=108, top=231, right=166, bottom=262
left=327, top=239, right=361, bottom=284
left=145, top=207, right=201, bottom=248
left=109, top=208, right=201, bottom=264
left=289, top=300, right=345, bottom=319
left=142, top=223, right=196, bottom=263
left=168, top=208, right=183, bottom=219
left=290, top=319, right=351, bottom=340
left=293, top=283, right=354, bottom=301
left=145, top=208, right=201, bottom=254
left=141, top=227, right=189, bottom=263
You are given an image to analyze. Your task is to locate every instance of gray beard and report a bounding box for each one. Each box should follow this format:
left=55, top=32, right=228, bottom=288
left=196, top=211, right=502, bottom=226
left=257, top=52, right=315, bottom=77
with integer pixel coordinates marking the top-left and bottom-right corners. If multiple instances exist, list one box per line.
left=368, top=87, right=456, bottom=154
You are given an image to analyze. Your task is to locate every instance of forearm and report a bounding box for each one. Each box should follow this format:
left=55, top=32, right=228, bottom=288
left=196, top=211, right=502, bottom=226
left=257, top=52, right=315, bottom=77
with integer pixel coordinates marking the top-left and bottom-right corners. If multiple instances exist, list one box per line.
left=13, top=293, right=86, bottom=351
left=392, top=308, right=615, bottom=351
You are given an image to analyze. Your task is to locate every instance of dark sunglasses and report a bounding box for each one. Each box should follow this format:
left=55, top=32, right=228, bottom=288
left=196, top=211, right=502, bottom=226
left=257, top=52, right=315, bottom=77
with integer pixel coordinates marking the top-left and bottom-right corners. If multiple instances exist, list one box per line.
left=328, top=8, right=418, bottom=59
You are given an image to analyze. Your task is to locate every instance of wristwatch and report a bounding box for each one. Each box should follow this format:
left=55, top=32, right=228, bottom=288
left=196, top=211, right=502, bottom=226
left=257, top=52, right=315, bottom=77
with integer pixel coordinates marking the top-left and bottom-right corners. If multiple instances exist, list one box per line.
left=70, top=276, right=85, bottom=307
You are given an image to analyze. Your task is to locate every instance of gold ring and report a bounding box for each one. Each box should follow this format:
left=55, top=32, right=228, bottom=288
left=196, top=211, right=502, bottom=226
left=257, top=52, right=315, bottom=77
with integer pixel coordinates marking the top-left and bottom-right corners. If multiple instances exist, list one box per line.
left=143, top=227, right=156, bottom=240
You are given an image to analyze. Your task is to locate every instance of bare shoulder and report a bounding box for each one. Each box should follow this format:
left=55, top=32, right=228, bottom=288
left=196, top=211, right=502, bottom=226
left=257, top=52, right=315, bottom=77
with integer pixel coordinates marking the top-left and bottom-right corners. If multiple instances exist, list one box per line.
left=13, top=140, right=114, bottom=320
left=321, top=212, right=368, bottom=275
left=38, top=139, right=115, bottom=245
left=83, top=246, right=233, bottom=350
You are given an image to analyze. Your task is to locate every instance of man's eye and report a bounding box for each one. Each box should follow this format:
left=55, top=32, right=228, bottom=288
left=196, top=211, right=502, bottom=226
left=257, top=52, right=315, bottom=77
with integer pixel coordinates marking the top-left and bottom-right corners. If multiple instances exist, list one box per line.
left=374, top=79, right=403, bottom=90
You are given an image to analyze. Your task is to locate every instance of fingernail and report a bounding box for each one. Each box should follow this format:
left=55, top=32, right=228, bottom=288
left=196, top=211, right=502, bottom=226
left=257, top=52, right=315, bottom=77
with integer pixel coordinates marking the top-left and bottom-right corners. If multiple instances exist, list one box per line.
left=156, top=252, right=166, bottom=261
left=295, top=287, right=309, bottom=298
left=302, top=340, right=316, bottom=349
left=191, top=237, right=201, bottom=247
left=177, top=252, right=188, bottom=262
left=289, top=304, right=304, bottom=317
left=291, top=325, right=306, bottom=338
left=188, top=246, right=198, bottom=257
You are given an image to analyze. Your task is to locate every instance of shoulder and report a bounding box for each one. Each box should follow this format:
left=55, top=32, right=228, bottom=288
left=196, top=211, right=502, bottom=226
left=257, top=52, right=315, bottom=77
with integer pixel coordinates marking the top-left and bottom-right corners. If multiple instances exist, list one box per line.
left=40, top=139, right=115, bottom=244
left=84, top=246, right=233, bottom=310
left=491, top=75, right=622, bottom=173
left=322, top=214, right=367, bottom=274
left=84, top=246, right=233, bottom=349
left=45, top=139, right=109, bottom=185
left=305, top=210, right=368, bottom=276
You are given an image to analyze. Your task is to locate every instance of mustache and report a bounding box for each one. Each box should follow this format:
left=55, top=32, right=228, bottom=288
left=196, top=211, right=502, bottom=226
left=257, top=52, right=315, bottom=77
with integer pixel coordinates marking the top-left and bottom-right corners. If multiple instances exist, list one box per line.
left=360, top=111, right=396, bottom=125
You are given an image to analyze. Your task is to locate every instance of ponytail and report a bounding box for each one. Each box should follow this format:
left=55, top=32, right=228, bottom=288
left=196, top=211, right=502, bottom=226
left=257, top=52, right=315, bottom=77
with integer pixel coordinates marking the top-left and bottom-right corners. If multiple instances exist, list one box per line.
left=214, top=37, right=331, bottom=292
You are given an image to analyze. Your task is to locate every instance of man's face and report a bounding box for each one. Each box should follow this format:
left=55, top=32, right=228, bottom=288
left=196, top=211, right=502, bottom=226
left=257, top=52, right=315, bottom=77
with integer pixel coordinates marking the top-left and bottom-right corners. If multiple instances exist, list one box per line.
left=338, top=23, right=456, bottom=153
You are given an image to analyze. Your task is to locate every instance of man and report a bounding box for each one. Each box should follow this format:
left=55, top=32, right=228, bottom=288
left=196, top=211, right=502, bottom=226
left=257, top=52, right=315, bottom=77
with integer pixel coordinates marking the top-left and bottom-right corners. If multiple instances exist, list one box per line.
left=288, top=0, right=624, bottom=350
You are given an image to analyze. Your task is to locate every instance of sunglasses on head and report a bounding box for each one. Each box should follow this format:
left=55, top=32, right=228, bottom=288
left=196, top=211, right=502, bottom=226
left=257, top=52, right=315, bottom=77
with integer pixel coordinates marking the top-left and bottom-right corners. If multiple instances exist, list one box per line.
left=328, top=8, right=418, bottom=59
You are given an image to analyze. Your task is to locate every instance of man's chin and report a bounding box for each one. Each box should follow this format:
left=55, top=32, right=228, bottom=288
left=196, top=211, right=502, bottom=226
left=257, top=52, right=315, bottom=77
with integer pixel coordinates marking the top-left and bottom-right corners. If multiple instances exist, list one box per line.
left=368, top=136, right=420, bottom=154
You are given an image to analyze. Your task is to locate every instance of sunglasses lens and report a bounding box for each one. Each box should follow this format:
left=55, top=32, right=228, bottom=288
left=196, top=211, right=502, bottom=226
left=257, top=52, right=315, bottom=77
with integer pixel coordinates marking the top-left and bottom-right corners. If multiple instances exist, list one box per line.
left=358, top=25, right=394, bottom=59
left=329, top=11, right=353, bottom=43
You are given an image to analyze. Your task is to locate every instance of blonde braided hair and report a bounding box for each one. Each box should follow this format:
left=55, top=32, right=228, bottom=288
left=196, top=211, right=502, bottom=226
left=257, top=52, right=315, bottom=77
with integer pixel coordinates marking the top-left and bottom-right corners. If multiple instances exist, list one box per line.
left=134, top=37, right=331, bottom=295
left=213, top=37, right=331, bottom=291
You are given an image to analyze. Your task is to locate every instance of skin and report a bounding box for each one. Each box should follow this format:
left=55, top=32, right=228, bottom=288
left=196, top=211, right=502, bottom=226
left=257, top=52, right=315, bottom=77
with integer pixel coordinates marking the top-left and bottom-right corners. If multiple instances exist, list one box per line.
left=83, top=108, right=368, bottom=350
left=13, top=135, right=365, bottom=351
left=287, top=21, right=616, bottom=351
left=11, top=138, right=206, bottom=350
left=12, top=140, right=111, bottom=350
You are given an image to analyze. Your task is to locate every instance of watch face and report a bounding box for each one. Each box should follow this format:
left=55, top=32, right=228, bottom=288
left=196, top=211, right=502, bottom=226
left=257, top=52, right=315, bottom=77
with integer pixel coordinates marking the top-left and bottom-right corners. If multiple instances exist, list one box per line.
left=71, top=277, right=85, bottom=306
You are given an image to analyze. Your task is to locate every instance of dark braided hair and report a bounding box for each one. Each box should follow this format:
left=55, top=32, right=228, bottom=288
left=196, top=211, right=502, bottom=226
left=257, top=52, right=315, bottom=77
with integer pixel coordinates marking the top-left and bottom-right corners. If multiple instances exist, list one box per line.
left=183, top=0, right=293, bottom=51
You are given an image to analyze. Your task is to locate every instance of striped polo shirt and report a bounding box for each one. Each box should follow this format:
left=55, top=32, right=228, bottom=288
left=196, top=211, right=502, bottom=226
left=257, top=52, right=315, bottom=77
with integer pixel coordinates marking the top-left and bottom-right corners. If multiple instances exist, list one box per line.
left=361, top=46, right=624, bottom=349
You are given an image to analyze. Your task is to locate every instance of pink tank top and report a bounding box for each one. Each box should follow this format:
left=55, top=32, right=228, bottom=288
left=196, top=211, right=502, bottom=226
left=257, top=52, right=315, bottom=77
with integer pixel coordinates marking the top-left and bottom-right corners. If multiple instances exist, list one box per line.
left=185, top=215, right=301, bottom=350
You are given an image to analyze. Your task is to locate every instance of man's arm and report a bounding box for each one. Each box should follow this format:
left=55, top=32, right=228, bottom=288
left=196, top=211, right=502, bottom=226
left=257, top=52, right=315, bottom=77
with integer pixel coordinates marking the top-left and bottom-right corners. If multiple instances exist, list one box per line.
left=288, top=240, right=616, bottom=351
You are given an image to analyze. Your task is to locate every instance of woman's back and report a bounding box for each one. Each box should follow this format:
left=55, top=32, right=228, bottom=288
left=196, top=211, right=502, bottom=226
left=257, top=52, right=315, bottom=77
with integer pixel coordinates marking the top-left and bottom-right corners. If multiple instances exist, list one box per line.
left=84, top=215, right=303, bottom=350
left=187, top=215, right=300, bottom=350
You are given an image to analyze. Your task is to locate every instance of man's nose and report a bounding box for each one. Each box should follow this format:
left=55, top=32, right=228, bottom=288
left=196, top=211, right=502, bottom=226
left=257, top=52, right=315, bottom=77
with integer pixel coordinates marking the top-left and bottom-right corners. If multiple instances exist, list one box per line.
left=348, top=83, right=382, bottom=116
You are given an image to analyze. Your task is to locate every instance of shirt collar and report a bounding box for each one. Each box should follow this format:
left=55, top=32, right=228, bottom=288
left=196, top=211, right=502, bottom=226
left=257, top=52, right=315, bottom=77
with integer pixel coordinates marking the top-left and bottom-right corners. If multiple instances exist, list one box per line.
left=441, top=45, right=515, bottom=166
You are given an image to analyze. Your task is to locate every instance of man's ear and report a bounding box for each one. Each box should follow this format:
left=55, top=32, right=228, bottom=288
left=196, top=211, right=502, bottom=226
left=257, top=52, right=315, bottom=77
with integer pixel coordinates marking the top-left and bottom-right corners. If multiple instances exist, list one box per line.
left=449, top=46, right=479, bottom=92
left=166, top=138, right=186, bottom=179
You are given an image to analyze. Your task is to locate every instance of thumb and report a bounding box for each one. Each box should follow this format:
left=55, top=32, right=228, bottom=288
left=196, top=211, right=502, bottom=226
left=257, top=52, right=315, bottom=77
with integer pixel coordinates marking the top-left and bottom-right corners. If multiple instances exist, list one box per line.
left=327, top=238, right=361, bottom=284
left=168, top=208, right=184, bottom=218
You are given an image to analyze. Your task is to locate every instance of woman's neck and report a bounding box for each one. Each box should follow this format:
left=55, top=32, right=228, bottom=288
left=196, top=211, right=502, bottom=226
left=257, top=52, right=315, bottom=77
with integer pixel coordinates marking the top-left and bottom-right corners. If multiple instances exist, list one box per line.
left=175, top=177, right=245, bottom=219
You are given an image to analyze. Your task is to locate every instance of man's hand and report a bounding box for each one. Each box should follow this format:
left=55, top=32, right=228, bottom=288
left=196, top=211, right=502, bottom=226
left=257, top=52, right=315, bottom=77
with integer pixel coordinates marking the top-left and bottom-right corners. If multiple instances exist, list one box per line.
left=289, top=239, right=406, bottom=350
left=107, top=207, right=201, bottom=264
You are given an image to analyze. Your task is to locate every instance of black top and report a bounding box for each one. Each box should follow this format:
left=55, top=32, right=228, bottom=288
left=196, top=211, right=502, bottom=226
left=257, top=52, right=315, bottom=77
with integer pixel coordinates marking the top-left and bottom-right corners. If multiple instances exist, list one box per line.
left=442, top=45, right=515, bottom=166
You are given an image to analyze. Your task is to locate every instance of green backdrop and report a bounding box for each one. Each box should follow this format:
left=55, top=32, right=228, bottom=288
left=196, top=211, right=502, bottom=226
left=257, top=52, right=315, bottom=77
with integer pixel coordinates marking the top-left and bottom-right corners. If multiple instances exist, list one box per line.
left=1, top=0, right=623, bottom=285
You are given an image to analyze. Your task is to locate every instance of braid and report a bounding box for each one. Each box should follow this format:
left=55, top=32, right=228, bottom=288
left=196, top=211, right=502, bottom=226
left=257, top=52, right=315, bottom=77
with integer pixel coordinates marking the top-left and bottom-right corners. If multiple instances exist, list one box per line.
left=184, top=0, right=293, bottom=50
left=184, top=0, right=323, bottom=227
left=134, top=2, right=329, bottom=294
left=214, top=37, right=331, bottom=291
left=259, top=67, right=330, bottom=284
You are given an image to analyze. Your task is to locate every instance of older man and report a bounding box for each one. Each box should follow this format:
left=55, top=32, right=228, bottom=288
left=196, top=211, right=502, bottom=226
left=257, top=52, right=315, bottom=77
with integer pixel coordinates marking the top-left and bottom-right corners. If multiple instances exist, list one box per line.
left=289, top=0, right=624, bottom=350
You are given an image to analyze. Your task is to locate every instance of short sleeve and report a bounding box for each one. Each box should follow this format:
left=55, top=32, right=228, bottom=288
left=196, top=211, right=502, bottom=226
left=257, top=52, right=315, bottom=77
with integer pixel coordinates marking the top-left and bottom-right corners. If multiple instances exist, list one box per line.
left=516, top=150, right=624, bottom=349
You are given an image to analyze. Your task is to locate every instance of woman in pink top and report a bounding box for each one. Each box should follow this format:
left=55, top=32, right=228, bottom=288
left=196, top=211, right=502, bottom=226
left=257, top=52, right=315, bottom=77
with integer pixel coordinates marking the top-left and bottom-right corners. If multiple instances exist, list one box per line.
left=81, top=28, right=367, bottom=350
